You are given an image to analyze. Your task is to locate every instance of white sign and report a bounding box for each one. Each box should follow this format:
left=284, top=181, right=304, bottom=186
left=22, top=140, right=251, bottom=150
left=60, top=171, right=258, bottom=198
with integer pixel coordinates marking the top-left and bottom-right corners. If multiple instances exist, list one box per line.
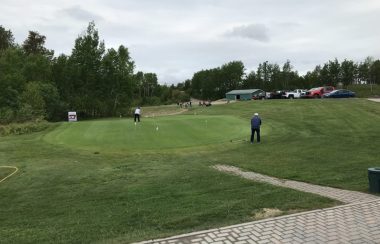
left=68, top=112, right=77, bottom=122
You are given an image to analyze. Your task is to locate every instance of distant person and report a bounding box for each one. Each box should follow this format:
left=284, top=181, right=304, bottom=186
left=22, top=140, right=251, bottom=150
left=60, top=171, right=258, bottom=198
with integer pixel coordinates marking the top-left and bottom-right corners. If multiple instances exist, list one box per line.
left=251, top=113, right=262, bottom=143
left=134, top=106, right=141, bottom=122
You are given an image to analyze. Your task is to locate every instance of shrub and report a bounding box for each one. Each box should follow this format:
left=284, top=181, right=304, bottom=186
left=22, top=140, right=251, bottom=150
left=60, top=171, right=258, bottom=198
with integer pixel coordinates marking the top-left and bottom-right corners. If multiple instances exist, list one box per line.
left=0, top=120, right=50, bottom=136
left=347, top=84, right=380, bottom=98
left=0, top=107, right=15, bottom=124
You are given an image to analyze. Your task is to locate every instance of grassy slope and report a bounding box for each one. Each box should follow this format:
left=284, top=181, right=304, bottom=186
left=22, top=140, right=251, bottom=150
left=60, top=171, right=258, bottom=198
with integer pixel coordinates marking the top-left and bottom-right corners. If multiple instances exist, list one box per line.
left=1, top=99, right=379, bottom=243
left=0, top=134, right=334, bottom=243
left=140, top=104, right=186, bottom=117
left=192, top=99, right=380, bottom=191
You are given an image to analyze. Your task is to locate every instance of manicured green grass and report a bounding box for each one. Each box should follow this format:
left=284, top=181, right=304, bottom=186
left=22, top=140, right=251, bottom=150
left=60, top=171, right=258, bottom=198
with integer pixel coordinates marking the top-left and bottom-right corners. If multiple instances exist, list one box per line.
left=0, top=99, right=379, bottom=243
left=43, top=115, right=249, bottom=152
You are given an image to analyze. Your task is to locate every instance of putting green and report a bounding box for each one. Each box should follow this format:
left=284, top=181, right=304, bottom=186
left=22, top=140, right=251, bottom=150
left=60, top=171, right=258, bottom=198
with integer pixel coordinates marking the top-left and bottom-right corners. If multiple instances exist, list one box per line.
left=44, top=115, right=250, bottom=152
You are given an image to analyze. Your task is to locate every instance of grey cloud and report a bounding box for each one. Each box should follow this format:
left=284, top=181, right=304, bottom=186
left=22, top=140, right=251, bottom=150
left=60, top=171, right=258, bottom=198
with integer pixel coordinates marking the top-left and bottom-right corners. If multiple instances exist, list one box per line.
left=60, top=5, right=103, bottom=21
left=2, top=0, right=380, bottom=84
left=226, top=24, right=269, bottom=42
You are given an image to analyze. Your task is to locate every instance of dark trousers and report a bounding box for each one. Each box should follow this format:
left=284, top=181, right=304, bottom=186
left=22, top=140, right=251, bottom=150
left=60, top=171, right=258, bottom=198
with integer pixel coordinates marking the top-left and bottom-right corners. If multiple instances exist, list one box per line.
left=134, top=114, right=140, bottom=122
left=251, top=128, right=260, bottom=143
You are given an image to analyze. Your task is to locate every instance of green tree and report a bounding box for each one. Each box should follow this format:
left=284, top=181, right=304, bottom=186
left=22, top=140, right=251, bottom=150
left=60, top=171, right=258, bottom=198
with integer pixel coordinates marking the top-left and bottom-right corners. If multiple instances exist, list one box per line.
left=220, top=61, right=245, bottom=95
left=369, top=60, right=380, bottom=85
left=68, top=21, right=105, bottom=117
left=242, top=71, right=259, bottom=89
left=22, top=31, right=54, bottom=58
left=358, top=57, right=374, bottom=84
left=0, top=48, right=26, bottom=112
left=20, top=82, right=46, bottom=120
left=101, top=45, right=135, bottom=115
left=0, top=25, right=14, bottom=50
left=23, top=53, right=52, bottom=82
left=340, top=59, right=357, bottom=86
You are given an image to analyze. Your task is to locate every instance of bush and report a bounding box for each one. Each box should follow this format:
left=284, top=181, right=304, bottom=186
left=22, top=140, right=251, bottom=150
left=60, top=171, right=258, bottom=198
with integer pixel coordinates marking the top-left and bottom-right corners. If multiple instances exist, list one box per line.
left=0, top=107, right=15, bottom=124
left=0, top=120, right=50, bottom=136
left=143, top=96, right=161, bottom=106
left=347, top=84, right=380, bottom=98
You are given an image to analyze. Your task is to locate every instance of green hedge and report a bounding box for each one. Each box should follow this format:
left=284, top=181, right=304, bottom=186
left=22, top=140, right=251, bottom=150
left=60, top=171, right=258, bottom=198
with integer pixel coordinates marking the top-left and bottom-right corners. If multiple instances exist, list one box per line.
left=0, top=120, right=50, bottom=136
left=347, top=84, right=380, bottom=98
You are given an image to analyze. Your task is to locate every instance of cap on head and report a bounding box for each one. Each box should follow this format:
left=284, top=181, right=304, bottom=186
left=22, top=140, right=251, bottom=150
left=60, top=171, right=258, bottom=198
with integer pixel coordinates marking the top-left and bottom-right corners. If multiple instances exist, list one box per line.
left=254, top=113, right=259, bottom=116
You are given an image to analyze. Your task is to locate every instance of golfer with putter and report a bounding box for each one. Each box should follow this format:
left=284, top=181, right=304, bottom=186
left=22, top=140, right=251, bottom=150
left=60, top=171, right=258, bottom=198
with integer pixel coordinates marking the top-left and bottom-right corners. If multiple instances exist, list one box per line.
left=134, top=106, right=141, bottom=122
left=251, top=113, right=261, bottom=143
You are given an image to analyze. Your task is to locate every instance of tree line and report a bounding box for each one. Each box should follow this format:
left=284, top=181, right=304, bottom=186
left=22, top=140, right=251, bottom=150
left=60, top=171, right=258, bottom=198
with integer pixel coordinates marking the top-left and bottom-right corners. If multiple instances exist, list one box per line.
left=0, top=22, right=187, bottom=124
left=1, top=22, right=379, bottom=124
left=183, top=58, right=380, bottom=100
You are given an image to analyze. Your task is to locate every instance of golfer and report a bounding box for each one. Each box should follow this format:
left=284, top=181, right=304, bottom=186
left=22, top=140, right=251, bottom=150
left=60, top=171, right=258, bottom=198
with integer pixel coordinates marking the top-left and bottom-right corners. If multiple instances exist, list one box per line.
left=134, top=106, right=141, bottom=122
left=251, top=113, right=261, bottom=143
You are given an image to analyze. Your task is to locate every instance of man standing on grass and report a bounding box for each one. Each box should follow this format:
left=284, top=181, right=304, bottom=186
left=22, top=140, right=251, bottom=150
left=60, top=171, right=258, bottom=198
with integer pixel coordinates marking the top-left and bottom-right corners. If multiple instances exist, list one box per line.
left=134, top=106, right=141, bottom=122
left=251, top=113, right=261, bottom=144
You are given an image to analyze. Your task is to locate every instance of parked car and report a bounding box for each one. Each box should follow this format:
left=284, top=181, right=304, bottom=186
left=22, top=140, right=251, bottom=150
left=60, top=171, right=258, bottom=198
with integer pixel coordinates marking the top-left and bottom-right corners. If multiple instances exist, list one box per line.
left=323, top=89, right=355, bottom=98
left=302, top=86, right=335, bottom=98
left=268, top=90, right=286, bottom=99
left=252, top=90, right=266, bottom=100
left=283, top=89, right=307, bottom=99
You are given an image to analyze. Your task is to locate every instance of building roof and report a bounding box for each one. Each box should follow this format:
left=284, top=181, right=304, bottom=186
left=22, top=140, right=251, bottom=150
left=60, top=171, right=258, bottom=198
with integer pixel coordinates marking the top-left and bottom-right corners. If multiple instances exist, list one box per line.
left=226, top=89, right=262, bottom=95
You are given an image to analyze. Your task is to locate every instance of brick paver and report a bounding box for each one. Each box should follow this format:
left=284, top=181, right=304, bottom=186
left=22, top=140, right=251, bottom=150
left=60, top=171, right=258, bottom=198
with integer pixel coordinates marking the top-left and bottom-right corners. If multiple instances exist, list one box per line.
left=137, top=200, right=380, bottom=244
left=136, top=165, right=380, bottom=244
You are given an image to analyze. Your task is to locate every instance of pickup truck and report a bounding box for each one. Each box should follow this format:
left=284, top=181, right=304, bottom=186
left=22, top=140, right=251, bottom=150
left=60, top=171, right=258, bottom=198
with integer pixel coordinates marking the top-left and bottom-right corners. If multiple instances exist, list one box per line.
left=283, top=89, right=307, bottom=99
left=302, top=86, right=335, bottom=98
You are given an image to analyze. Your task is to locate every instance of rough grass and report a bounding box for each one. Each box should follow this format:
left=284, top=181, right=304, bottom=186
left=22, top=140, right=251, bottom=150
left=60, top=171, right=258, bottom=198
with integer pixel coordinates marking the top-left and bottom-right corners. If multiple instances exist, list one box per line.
left=1, top=99, right=379, bottom=243
left=0, top=120, right=50, bottom=136
left=139, top=104, right=187, bottom=117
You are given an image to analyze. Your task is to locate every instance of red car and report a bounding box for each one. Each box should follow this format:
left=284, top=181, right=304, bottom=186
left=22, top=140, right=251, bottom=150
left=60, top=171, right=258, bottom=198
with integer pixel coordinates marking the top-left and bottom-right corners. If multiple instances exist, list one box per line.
left=302, top=86, right=335, bottom=98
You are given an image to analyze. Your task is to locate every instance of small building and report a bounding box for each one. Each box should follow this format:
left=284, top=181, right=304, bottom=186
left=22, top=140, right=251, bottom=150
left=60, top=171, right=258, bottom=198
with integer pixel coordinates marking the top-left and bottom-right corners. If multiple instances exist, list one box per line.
left=226, top=89, right=265, bottom=101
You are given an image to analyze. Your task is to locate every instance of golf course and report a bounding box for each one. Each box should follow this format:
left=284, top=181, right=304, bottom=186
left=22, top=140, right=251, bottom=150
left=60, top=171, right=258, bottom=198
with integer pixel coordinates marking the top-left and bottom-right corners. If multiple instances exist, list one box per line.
left=1, top=99, right=380, bottom=243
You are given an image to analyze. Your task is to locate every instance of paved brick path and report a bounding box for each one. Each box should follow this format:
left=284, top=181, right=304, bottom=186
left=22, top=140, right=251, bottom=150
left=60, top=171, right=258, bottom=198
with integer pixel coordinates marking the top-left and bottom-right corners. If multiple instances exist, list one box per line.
left=213, top=165, right=379, bottom=204
left=136, top=165, right=380, bottom=244
left=368, top=98, right=380, bottom=103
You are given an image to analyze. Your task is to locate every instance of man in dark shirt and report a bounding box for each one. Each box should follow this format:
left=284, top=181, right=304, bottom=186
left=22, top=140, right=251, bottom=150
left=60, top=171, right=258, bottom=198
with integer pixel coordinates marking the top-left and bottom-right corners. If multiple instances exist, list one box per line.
left=251, top=113, right=262, bottom=143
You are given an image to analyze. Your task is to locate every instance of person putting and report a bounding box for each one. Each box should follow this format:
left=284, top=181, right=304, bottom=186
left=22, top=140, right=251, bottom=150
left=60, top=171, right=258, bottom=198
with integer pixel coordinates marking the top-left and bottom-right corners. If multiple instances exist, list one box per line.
left=134, top=106, right=141, bottom=122
left=251, top=112, right=262, bottom=143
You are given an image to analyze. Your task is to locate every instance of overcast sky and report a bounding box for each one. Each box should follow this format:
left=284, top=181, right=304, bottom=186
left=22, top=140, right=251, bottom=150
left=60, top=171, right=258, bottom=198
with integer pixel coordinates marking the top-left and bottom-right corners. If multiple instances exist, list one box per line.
left=1, top=0, right=380, bottom=84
